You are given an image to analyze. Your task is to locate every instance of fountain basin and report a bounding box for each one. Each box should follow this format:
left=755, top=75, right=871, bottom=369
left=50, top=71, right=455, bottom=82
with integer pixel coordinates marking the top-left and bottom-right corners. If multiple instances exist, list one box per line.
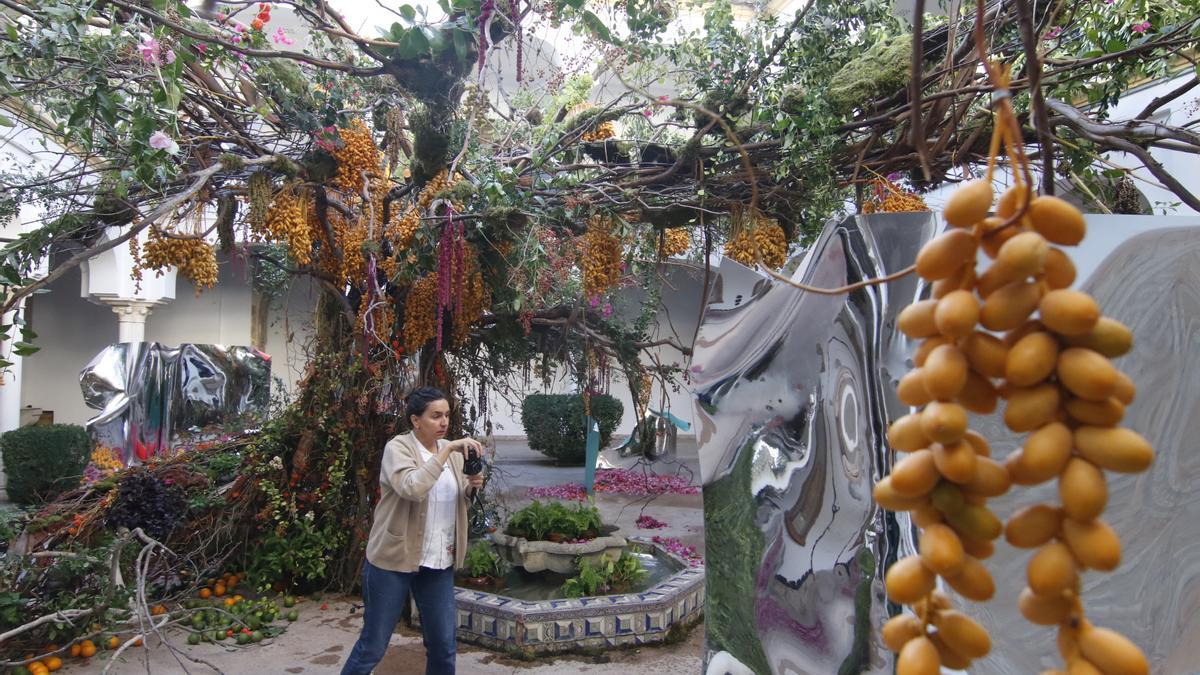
left=491, top=531, right=627, bottom=574
left=443, top=537, right=705, bottom=654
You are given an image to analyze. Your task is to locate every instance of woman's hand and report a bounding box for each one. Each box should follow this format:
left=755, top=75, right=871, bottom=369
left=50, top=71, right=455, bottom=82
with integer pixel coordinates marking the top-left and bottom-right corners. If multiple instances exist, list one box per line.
left=446, top=437, right=483, bottom=456
left=466, top=473, right=485, bottom=490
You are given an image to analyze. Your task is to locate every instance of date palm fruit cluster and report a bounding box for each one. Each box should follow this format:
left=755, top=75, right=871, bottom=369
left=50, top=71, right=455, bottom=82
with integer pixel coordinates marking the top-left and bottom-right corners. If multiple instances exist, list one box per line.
left=141, top=226, right=219, bottom=291
left=878, top=175, right=1151, bottom=674
left=862, top=177, right=930, bottom=214
left=401, top=250, right=488, bottom=352
left=724, top=208, right=787, bottom=269
left=262, top=181, right=313, bottom=266
left=657, top=227, right=690, bottom=258
left=581, top=215, right=624, bottom=297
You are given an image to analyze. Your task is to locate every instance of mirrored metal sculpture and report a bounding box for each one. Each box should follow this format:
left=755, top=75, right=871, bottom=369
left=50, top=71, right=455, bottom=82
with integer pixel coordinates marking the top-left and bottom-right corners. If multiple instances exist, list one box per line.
left=691, top=212, right=1200, bottom=674
left=81, top=343, right=271, bottom=465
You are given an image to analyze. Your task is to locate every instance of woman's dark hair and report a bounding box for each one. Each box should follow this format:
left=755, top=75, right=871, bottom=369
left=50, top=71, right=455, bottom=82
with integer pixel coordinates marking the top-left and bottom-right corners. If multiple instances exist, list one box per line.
left=405, top=387, right=448, bottom=421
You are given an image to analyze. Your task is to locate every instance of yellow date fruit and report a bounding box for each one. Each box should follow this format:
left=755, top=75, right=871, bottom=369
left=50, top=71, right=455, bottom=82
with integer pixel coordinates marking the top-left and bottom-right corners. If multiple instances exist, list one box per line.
left=1028, top=195, right=1087, bottom=246
left=1057, top=348, right=1118, bottom=401
left=1018, top=422, right=1073, bottom=482
left=1028, top=541, right=1078, bottom=596
left=919, top=523, right=965, bottom=575
left=996, top=231, right=1049, bottom=280
left=874, top=476, right=930, bottom=511
left=898, top=369, right=933, bottom=407
left=1006, top=331, right=1060, bottom=387
left=1063, top=316, right=1132, bottom=358
left=933, top=440, right=978, bottom=484
left=1062, top=517, right=1121, bottom=571
left=913, top=335, right=952, bottom=367
left=897, top=636, right=942, bottom=675
left=1065, top=397, right=1124, bottom=427
left=1074, top=426, right=1154, bottom=473
left=1004, top=383, right=1061, bottom=432
left=963, top=456, right=1010, bottom=497
left=943, top=179, right=994, bottom=227
left=885, top=555, right=936, bottom=604
left=890, top=449, right=941, bottom=497
left=1059, top=458, right=1108, bottom=522
left=944, top=556, right=995, bottom=601
left=982, top=280, right=1043, bottom=331
left=1039, top=290, right=1100, bottom=336
left=888, top=413, right=930, bottom=452
left=882, top=614, right=924, bottom=652
left=917, top=230, right=978, bottom=281
left=1078, top=625, right=1149, bottom=675
left=959, top=370, right=999, bottom=414
left=963, top=332, right=1008, bottom=378
left=1044, top=247, right=1077, bottom=289
left=934, top=290, right=980, bottom=338
left=898, top=299, right=939, bottom=338
left=1005, top=504, right=1063, bottom=549
left=934, top=610, right=991, bottom=658
left=1018, top=586, right=1073, bottom=625
left=923, top=345, right=969, bottom=400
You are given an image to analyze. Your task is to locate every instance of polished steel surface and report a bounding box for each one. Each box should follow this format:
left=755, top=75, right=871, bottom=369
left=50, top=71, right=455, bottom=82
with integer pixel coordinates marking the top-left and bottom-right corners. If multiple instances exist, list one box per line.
left=80, top=342, right=271, bottom=464
left=692, top=213, right=1200, bottom=674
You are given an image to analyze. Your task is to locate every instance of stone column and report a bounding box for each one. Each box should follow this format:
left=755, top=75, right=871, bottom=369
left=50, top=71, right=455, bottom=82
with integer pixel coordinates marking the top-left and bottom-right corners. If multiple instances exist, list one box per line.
left=107, top=300, right=161, bottom=343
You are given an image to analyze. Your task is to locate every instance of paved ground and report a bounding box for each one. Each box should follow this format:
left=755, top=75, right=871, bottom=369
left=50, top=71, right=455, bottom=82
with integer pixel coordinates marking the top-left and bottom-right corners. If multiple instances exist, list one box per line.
left=48, top=438, right=708, bottom=674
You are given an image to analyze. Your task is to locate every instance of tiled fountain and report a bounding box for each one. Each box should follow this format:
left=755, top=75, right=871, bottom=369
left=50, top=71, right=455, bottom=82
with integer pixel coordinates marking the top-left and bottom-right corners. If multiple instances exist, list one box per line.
left=448, top=537, right=704, bottom=654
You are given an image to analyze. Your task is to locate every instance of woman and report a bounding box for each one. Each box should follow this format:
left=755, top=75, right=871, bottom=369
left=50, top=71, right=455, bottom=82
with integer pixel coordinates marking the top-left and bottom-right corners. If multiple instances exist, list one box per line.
left=341, top=387, right=484, bottom=675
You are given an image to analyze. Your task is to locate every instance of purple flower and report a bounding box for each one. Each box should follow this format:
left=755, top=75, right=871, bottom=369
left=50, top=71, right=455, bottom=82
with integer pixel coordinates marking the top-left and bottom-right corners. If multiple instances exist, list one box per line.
left=602, top=302, right=613, bottom=318
left=1131, top=21, right=1151, bottom=33
left=148, top=130, right=179, bottom=155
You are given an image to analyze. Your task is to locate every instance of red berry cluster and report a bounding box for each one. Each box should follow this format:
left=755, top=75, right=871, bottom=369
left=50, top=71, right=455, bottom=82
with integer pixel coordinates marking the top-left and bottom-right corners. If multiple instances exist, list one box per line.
left=251, top=3, right=271, bottom=31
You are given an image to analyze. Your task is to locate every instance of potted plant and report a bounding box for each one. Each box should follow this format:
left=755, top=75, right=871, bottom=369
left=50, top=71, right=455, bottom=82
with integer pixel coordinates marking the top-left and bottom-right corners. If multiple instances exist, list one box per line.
left=494, top=501, right=627, bottom=574
left=560, top=551, right=647, bottom=598
left=458, top=542, right=507, bottom=589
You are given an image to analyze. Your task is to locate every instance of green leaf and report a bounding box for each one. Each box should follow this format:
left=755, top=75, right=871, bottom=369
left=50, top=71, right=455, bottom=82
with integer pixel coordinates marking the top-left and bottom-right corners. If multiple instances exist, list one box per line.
left=0, top=115, right=12, bottom=127
left=399, top=5, right=417, bottom=22
left=580, top=11, right=614, bottom=44
left=452, top=28, right=468, bottom=61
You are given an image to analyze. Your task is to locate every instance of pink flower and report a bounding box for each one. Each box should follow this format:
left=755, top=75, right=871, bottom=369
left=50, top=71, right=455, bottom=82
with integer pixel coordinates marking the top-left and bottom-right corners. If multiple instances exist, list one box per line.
left=138, top=35, right=166, bottom=65
left=272, top=27, right=294, bottom=45
left=1131, top=21, right=1151, bottom=33
left=642, top=107, right=653, bottom=117
left=1043, top=26, right=1062, bottom=40
left=602, top=302, right=613, bottom=318
left=240, top=62, right=250, bottom=73
left=196, top=43, right=207, bottom=54
left=163, top=48, right=176, bottom=64
left=148, top=130, right=179, bottom=155
left=231, top=35, right=241, bottom=44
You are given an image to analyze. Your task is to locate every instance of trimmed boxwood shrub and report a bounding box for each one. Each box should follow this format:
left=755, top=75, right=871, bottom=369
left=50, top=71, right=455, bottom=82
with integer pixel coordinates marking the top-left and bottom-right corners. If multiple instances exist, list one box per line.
left=1, top=424, right=91, bottom=505
left=520, top=393, right=622, bottom=464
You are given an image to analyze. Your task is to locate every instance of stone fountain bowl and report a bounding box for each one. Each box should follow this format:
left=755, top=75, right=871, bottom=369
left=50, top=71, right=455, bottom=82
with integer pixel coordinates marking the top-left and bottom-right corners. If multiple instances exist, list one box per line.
left=491, top=531, right=627, bottom=574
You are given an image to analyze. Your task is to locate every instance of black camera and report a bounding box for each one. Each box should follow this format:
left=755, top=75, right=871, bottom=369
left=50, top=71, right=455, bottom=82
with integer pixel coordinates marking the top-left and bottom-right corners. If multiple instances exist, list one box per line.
left=463, top=447, right=483, bottom=476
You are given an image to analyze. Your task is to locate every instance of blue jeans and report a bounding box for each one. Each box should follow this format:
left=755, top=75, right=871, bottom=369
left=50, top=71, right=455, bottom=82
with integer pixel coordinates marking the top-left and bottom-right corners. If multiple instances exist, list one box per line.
left=341, top=561, right=457, bottom=675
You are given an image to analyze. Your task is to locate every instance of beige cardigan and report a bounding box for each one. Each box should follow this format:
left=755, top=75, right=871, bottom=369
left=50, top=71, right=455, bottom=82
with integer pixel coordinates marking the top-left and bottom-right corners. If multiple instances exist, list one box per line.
left=364, top=431, right=469, bottom=572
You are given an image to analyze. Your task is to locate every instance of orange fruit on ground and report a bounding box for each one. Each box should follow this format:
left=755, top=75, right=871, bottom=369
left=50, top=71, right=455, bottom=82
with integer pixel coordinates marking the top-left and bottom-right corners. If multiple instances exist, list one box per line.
left=132, top=637, right=143, bottom=647
left=213, top=584, right=226, bottom=597
left=106, top=636, right=120, bottom=649
left=69, top=644, right=81, bottom=657
left=44, top=656, right=63, bottom=671
left=199, top=588, right=212, bottom=599
left=80, top=643, right=96, bottom=658
left=29, top=662, right=48, bottom=675
left=224, top=598, right=236, bottom=607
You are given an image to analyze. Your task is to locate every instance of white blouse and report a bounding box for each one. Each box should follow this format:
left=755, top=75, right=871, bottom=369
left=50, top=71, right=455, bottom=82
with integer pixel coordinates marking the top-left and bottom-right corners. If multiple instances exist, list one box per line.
left=417, top=445, right=459, bottom=570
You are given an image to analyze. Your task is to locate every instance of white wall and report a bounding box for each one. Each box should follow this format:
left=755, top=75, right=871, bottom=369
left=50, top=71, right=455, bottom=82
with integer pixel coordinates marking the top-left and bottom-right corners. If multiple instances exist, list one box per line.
left=20, top=268, right=117, bottom=426
left=263, top=275, right=321, bottom=396
left=145, top=253, right=253, bottom=346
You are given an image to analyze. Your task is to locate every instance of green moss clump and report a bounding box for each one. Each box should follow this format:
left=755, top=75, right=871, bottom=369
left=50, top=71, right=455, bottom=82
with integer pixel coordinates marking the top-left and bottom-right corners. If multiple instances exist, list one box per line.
left=826, top=34, right=913, bottom=113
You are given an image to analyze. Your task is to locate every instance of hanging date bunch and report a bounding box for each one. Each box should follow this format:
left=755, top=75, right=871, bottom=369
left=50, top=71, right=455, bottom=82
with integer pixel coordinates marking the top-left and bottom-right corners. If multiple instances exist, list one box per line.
left=262, top=180, right=313, bottom=266
left=657, top=227, right=690, bottom=258
left=580, top=215, right=623, bottom=298
left=877, top=62, right=1150, bottom=675
left=862, top=175, right=930, bottom=214
left=724, top=204, right=787, bottom=270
